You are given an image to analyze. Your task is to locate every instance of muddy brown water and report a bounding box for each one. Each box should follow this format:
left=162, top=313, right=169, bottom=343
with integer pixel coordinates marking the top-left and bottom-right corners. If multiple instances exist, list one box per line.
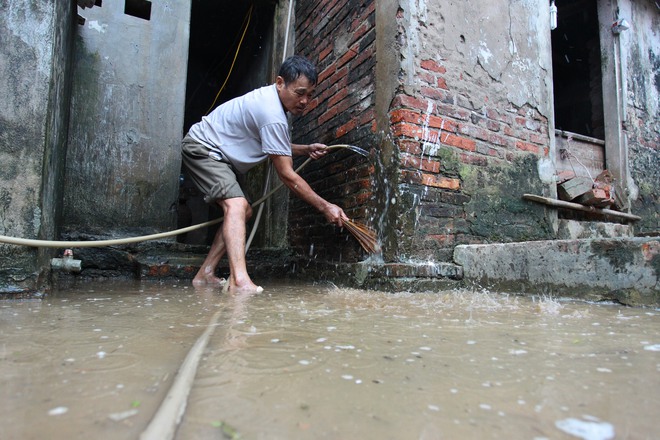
left=1, top=280, right=658, bottom=440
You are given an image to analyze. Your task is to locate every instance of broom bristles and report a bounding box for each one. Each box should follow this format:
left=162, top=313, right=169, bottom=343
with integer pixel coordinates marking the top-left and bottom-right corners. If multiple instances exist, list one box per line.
left=343, top=219, right=381, bottom=254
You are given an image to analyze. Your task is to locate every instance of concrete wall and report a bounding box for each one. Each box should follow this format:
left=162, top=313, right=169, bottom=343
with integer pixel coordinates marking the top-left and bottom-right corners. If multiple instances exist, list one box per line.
left=620, top=0, right=660, bottom=235
left=64, top=1, right=191, bottom=235
left=454, top=237, right=660, bottom=307
left=0, top=0, right=76, bottom=292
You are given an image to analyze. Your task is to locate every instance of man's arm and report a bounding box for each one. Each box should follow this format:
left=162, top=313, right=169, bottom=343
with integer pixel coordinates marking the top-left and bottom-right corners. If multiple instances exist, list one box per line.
left=269, top=154, right=348, bottom=227
left=291, top=143, right=328, bottom=160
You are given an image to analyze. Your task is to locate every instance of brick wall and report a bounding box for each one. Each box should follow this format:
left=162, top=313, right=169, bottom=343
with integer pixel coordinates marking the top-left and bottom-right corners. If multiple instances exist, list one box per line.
left=388, top=55, right=551, bottom=261
left=289, top=0, right=554, bottom=264
left=290, top=0, right=376, bottom=261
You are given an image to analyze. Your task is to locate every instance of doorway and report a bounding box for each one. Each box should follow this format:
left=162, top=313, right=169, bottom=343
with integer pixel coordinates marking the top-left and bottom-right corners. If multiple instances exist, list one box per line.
left=551, top=0, right=604, bottom=139
left=178, top=1, right=277, bottom=245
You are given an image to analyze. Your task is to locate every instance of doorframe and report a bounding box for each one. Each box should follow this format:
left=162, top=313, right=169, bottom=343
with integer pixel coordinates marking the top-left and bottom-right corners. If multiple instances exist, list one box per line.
left=598, top=0, right=630, bottom=210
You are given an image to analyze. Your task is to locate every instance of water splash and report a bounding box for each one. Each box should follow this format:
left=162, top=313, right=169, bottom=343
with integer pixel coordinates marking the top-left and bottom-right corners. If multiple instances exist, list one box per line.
left=343, top=145, right=370, bottom=157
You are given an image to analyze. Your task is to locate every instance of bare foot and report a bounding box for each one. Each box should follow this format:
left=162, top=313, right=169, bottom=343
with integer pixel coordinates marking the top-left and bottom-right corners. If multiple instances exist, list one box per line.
left=192, top=275, right=226, bottom=287
left=223, top=281, right=263, bottom=294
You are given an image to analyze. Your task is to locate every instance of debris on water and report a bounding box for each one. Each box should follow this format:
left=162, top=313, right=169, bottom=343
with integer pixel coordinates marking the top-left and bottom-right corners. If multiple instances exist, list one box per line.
left=509, top=349, right=528, bottom=355
left=108, top=409, right=138, bottom=422
left=48, top=406, right=68, bottom=416
left=211, top=420, right=242, bottom=439
left=96, top=351, right=106, bottom=359
left=643, top=344, right=660, bottom=351
left=555, top=417, right=615, bottom=440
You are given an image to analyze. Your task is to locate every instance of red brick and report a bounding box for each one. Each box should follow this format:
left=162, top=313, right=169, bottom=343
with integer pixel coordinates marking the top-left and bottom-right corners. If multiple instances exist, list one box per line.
left=389, top=109, right=458, bottom=133
left=392, top=122, right=422, bottom=139
left=306, top=97, right=319, bottom=112
left=335, top=118, right=358, bottom=138
left=515, top=140, right=540, bottom=154
left=358, top=1, right=375, bottom=21
left=529, top=132, right=548, bottom=145
left=460, top=153, right=489, bottom=166
left=359, top=108, right=375, bottom=126
left=318, top=65, right=334, bottom=84
left=421, top=59, right=447, bottom=74
left=427, top=234, right=456, bottom=246
left=328, top=66, right=348, bottom=86
left=391, top=94, right=430, bottom=111
left=400, top=154, right=441, bottom=173
left=400, top=170, right=460, bottom=190
left=486, top=119, right=501, bottom=132
left=488, top=133, right=508, bottom=147
left=319, top=44, right=333, bottom=62
left=399, top=139, right=422, bottom=155
left=419, top=72, right=436, bottom=85
left=420, top=173, right=460, bottom=190
left=437, top=77, right=449, bottom=90
left=350, top=21, right=370, bottom=44
left=327, top=87, right=349, bottom=108
left=439, top=133, right=476, bottom=152
left=486, top=108, right=500, bottom=121
left=347, top=192, right=371, bottom=206
left=337, top=44, right=360, bottom=69
left=319, top=105, right=339, bottom=125
left=421, top=85, right=450, bottom=101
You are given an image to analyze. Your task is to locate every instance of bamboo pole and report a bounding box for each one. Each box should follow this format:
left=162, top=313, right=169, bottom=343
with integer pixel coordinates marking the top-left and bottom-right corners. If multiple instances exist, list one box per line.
left=523, top=194, right=641, bottom=221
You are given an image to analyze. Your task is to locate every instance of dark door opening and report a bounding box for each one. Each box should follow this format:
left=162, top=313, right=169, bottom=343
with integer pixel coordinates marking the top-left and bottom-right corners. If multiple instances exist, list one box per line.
left=178, top=1, right=276, bottom=245
left=551, top=0, right=604, bottom=139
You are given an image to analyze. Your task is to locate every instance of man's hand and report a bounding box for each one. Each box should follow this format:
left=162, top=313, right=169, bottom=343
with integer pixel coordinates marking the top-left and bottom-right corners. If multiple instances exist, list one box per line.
left=323, top=203, right=349, bottom=228
left=308, top=143, right=328, bottom=160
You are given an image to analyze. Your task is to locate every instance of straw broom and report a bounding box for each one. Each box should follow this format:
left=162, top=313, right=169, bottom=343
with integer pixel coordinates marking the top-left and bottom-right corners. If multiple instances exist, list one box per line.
left=343, top=219, right=381, bottom=254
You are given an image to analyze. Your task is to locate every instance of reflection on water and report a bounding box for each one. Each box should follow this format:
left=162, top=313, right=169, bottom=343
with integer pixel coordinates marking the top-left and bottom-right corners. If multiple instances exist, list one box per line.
left=1, top=281, right=658, bottom=440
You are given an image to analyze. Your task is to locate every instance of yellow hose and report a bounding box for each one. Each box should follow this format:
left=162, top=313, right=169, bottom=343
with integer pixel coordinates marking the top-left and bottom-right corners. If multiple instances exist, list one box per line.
left=0, top=145, right=366, bottom=248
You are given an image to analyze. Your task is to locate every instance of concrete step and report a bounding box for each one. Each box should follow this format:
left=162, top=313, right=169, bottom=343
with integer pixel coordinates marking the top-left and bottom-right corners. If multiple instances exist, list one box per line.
left=453, top=237, right=659, bottom=307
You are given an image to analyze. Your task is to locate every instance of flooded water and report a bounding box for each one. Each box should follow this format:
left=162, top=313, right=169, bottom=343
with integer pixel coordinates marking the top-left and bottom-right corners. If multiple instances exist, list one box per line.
left=1, top=281, right=658, bottom=440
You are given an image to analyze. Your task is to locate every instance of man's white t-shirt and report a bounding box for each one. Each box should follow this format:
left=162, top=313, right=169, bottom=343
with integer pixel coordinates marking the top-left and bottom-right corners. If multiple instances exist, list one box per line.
left=188, top=84, right=291, bottom=174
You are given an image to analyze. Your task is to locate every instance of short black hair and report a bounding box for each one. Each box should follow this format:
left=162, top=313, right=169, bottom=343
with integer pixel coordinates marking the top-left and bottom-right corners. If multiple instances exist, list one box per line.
left=278, top=55, right=318, bottom=86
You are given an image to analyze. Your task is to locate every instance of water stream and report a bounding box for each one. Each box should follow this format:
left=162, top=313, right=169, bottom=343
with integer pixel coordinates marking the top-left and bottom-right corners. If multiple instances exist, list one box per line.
left=1, top=280, right=658, bottom=439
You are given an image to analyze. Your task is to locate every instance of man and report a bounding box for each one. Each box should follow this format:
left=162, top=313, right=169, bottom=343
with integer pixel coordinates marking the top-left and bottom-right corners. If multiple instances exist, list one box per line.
left=182, top=55, right=348, bottom=293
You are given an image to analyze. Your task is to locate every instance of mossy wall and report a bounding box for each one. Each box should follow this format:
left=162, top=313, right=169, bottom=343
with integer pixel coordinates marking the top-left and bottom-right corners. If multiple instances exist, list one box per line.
left=0, top=0, right=76, bottom=293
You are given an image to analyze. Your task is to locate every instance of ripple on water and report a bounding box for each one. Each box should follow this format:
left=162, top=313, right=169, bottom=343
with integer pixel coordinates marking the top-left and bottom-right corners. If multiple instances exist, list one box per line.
left=4, top=281, right=657, bottom=440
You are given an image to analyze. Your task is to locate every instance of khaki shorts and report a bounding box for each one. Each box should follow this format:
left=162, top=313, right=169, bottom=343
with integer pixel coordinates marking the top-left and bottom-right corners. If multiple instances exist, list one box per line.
left=181, top=134, right=247, bottom=204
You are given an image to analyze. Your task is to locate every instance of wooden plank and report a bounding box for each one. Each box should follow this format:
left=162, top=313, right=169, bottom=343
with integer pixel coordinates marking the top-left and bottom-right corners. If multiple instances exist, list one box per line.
left=558, top=177, right=594, bottom=201
left=522, top=194, right=641, bottom=221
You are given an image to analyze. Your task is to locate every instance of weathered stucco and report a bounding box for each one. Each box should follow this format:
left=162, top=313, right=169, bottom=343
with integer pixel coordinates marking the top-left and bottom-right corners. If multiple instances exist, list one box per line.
left=389, top=0, right=556, bottom=263
left=64, top=1, right=191, bottom=233
left=0, top=0, right=75, bottom=292
left=621, top=0, right=660, bottom=234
